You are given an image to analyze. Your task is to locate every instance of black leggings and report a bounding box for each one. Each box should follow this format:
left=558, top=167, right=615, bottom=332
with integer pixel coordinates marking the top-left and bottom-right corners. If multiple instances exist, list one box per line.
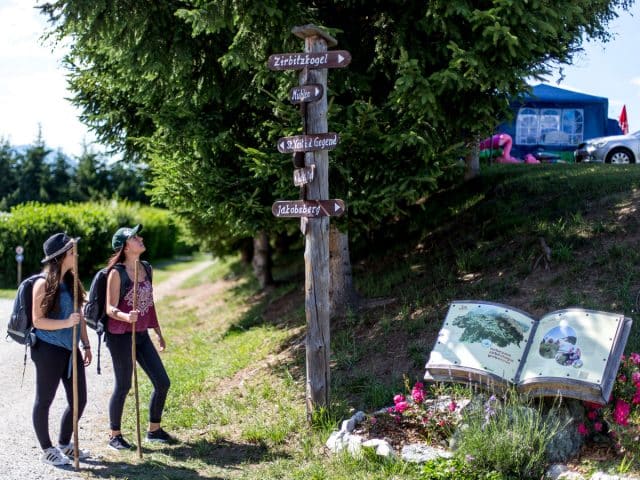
left=106, top=331, right=170, bottom=431
left=31, top=340, right=87, bottom=450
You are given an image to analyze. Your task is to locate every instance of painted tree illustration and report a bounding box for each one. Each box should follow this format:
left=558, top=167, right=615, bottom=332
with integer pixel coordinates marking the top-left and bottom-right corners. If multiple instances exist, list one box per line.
left=453, top=312, right=525, bottom=348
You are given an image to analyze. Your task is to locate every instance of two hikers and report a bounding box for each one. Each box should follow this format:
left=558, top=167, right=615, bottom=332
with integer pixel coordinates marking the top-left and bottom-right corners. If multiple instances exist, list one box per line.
left=29, top=226, right=173, bottom=465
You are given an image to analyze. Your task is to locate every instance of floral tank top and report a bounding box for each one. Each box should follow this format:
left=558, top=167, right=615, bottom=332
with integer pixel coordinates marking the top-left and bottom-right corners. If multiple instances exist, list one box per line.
left=107, top=277, right=159, bottom=334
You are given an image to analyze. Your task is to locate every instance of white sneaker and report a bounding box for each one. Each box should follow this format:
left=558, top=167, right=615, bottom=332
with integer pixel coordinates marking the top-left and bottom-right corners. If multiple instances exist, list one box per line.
left=58, top=443, right=90, bottom=460
left=41, top=446, right=71, bottom=466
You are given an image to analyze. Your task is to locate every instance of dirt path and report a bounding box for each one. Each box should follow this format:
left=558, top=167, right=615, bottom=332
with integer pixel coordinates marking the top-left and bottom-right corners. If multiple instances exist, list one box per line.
left=0, top=258, right=214, bottom=479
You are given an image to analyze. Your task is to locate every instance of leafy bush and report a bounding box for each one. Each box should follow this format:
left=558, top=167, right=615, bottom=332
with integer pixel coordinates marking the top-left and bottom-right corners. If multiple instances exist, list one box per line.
left=453, top=392, right=564, bottom=480
left=0, top=201, right=191, bottom=287
left=580, top=353, right=640, bottom=467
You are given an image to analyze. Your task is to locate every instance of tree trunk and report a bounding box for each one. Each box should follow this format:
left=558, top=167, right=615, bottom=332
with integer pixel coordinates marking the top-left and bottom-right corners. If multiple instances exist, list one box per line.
left=329, top=224, right=358, bottom=316
left=464, top=141, right=480, bottom=180
left=252, top=231, right=273, bottom=288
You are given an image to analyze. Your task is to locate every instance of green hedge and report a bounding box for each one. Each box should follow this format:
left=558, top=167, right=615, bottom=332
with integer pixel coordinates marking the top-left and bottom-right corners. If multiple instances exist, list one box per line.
left=0, top=202, right=189, bottom=287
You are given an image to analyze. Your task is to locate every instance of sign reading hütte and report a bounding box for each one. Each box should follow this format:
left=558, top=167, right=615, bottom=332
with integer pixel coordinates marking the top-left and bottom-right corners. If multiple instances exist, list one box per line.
left=277, top=133, right=339, bottom=153
left=290, top=84, right=323, bottom=104
left=268, top=51, right=351, bottom=71
left=272, top=199, right=345, bottom=218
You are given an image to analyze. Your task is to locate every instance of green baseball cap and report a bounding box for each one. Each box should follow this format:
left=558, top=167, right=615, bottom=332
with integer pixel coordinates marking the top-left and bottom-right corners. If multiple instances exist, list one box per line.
left=112, top=224, right=142, bottom=250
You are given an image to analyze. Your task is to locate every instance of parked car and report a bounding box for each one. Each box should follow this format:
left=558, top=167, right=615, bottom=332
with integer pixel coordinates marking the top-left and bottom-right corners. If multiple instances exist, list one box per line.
left=574, top=131, right=640, bottom=164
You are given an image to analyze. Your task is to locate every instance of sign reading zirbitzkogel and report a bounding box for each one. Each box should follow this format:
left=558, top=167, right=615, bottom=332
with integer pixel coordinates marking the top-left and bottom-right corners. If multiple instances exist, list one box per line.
left=272, top=199, right=345, bottom=218
left=268, top=51, right=351, bottom=71
left=278, top=133, right=339, bottom=154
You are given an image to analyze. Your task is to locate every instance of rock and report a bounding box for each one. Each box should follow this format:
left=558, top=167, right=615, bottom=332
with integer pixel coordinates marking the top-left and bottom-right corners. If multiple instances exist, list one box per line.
left=362, top=439, right=395, bottom=458
left=544, top=400, right=584, bottom=463
left=401, top=443, right=452, bottom=463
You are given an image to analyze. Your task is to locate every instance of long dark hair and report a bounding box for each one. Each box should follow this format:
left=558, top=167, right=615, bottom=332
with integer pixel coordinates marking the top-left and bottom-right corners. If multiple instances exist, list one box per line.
left=107, top=248, right=126, bottom=270
left=41, top=252, right=86, bottom=315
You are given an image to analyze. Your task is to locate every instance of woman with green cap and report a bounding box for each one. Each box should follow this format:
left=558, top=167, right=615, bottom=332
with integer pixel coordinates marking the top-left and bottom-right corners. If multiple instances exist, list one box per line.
left=103, top=224, right=173, bottom=450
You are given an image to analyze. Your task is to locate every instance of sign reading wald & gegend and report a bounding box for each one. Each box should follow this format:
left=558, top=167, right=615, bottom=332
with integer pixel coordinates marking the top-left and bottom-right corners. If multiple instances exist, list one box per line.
left=267, top=51, right=351, bottom=71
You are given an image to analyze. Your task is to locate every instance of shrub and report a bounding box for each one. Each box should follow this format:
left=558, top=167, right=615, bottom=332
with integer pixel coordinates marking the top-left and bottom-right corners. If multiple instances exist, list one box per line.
left=0, top=201, right=188, bottom=287
left=580, top=353, right=640, bottom=467
left=453, top=391, right=564, bottom=480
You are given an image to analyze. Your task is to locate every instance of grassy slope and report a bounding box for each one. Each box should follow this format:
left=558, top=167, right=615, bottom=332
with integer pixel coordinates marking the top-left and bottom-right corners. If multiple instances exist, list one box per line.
left=59, top=163, right=640, bottom=478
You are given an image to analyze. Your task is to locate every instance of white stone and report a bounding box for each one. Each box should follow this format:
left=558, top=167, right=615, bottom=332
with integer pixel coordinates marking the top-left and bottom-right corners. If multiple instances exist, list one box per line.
left=401, top=444, right=452, bottom=463
left=325, top=430, right=346, bottom=452
left=362, top=439, right=395, bottom=458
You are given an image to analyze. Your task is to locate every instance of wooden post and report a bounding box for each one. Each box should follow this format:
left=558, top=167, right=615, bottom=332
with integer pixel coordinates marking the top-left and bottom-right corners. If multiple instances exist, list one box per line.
left=293, top=25, right=338, bottom=419
left=71, top=241, right=80, bottom=469
left=132, top=260, right=143, bottom=459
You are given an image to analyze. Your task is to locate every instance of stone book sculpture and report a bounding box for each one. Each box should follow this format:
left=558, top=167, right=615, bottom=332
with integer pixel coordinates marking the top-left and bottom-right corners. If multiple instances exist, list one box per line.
left=424, top=300, right=632, bottom=404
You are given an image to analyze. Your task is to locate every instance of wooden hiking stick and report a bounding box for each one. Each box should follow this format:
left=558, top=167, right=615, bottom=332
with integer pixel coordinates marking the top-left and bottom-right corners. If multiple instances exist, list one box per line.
left=71, top=240, right=80, bottom=469
left=132, top=260, right=143, bottom=459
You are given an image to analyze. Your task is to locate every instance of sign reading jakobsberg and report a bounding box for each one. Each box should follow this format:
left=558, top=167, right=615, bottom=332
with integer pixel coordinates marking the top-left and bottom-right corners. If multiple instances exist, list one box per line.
left=272, top=200, right=345, bottom=218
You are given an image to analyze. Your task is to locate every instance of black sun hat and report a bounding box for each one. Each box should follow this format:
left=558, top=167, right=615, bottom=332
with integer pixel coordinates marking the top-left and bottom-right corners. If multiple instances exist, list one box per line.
left=41, top=233, right=80, bottom=264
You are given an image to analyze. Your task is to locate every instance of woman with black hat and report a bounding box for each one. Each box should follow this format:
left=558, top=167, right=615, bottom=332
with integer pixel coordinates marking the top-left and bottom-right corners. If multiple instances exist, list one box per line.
left=31, top=233, right=92, bottom=465
left=104, top=224, right=173, bottom=450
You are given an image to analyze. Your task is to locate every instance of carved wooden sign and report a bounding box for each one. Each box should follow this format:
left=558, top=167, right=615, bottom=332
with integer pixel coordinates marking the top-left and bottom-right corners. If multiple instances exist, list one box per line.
left=277, top=133, right=339, bottom=153
left=268, top=51, right=351, bottom=71
left=272, top=199, right=345, bottom=218
left=289, top=84, right=323, bottom=104
left=293, top=165, right=315, bottom=186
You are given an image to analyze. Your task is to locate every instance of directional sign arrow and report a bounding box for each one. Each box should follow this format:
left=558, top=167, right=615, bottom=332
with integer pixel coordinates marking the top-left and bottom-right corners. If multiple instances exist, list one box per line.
left=277, top=133, right=340, bottom=154
left=268, top=50, right=352, bottom=71
left=272, top=199, right=346, bottom=218
left=289, top=84, right=324, bottom=104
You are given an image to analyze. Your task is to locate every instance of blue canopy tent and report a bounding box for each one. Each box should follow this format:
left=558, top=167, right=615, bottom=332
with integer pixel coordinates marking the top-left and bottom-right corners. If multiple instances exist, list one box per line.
left=496, top=84, right=622, bottom=162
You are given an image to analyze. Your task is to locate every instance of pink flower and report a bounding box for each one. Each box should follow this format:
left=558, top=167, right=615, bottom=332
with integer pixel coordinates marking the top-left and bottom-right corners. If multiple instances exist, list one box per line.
left=630, top=352, right=640, bottom=365
left=613, top=399, right=631, bottom=426
left=393, top=394, right=405, bottom=405
left=412, top=389, right=425, bottom=404
left=577, top=423, right=589, bottom=436
left=448, top=401, right=457, bottom=412
left=618, top=374, right=627, bottom=383
left=587, top=410, right=598, bottom=420
left=594, top=422, right=603, bottom=432
left=632, top=391, right=640, bottom=405
left=632, top=372, right=640, bottom=385
left=394, top=401, right=409, bottom=413
left=370, top=417, right=377, bottom=425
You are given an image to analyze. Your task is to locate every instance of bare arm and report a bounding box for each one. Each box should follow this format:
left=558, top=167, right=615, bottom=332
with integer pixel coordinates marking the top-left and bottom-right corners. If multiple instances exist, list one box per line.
left=31, top=278, right=78, bottom=330
left=106, top=268, right=136, bottom=323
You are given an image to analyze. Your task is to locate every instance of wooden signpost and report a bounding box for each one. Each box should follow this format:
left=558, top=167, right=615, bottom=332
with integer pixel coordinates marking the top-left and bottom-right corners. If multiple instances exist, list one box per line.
left=272, top=199, right=345, bottom=218
left=269, top=24, right=350, bottom=419
left=267, top=50, right=351, bottom=70
left=293, top=165, right=315, bottom=187
left=290, top=84, right=323, bottom=104
left=277, top=133, right=340, bottom=153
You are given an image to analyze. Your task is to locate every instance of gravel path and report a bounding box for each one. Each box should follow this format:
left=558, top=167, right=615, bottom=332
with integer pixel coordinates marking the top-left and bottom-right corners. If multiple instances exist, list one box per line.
left=0, top=259, right=214, bottom=479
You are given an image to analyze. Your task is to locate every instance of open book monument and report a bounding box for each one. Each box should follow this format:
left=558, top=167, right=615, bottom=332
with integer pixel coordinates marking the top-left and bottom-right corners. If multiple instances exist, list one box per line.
left=424, top=301, right=633, bottom=404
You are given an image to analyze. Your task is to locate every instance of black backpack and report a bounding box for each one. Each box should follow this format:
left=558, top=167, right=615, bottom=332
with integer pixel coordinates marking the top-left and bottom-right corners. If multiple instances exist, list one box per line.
left=84, top=261, right=152, bottom=373
left=6, top=273, right=45, bottom=386
left=7, top=273, right=45, bottom=346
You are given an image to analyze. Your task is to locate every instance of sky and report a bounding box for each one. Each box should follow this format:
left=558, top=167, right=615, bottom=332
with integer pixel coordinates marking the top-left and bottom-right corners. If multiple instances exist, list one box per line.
left=0, top=1, right=639, bottom=159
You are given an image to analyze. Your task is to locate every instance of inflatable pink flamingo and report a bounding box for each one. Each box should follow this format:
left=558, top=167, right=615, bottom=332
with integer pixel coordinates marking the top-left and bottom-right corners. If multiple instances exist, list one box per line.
left=479, top=133, right=539, bottom=164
